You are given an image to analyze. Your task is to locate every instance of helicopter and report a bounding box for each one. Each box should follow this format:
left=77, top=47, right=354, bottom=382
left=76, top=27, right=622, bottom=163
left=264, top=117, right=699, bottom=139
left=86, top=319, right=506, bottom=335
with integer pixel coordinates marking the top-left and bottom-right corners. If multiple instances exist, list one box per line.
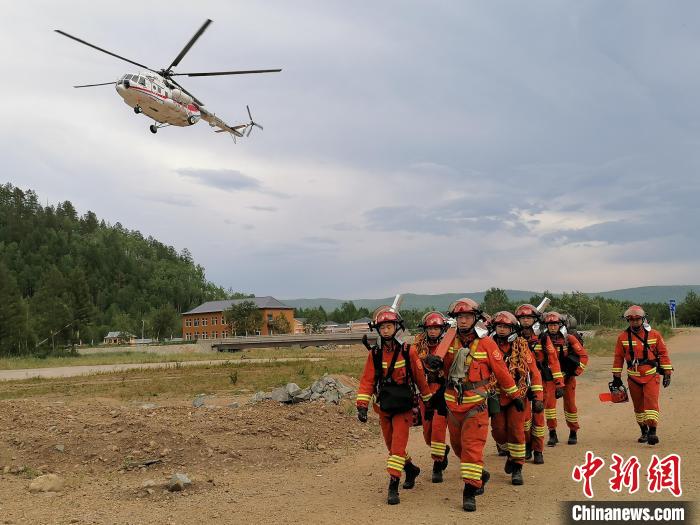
left=55, top=19, right=281, bottom=139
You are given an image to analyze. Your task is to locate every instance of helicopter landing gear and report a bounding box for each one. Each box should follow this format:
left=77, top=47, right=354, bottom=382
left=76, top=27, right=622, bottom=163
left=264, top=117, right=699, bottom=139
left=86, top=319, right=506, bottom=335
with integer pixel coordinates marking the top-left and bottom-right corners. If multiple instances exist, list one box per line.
left=187, top=115, right=197, bottom=125
left=149, top=124, right=158, bottom=134
left=134, top=105, right=142, bottom=114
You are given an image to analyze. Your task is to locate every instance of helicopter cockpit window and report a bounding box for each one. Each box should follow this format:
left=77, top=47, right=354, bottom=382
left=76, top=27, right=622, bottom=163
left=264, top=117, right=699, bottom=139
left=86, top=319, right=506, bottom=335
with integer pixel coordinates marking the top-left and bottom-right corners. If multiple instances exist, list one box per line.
left=138, top=77, right=146, bottom=86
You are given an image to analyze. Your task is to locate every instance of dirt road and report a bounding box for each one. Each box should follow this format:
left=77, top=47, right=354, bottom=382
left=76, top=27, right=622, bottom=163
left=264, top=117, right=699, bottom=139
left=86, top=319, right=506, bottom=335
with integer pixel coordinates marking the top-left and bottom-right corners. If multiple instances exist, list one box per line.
left=0, top=357, right=325, bottom=381
left=1, top=330, right=697, bottom=524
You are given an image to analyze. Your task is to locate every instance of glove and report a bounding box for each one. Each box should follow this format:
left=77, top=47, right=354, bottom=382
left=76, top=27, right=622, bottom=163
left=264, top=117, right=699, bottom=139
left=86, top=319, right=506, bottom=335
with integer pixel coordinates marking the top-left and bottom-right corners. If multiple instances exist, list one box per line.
left=532, top=400, right=544, bottom=413
left=611, top=376, right=623, bottom=389
left=512, top=397, right=525, bottom=412
left=663, top=374, right=671, bottom=388
left=425, top=354, right=443, bottom=371
left=555, top=387, right=565, bottom=399
left=357, top=406, right=368, bottom=423
left=424, top=406, right=434, bottom=421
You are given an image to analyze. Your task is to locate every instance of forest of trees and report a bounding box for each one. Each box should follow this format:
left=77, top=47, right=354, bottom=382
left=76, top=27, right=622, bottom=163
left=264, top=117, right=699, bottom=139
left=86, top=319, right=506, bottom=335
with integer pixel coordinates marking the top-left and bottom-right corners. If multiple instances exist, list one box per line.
left=0, top=183, right=238, bottom=356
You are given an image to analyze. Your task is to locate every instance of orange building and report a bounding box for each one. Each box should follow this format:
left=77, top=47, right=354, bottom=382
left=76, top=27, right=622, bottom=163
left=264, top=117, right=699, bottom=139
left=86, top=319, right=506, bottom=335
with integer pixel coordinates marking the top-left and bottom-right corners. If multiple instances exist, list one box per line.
left=182, top=296, right=295, bottom=340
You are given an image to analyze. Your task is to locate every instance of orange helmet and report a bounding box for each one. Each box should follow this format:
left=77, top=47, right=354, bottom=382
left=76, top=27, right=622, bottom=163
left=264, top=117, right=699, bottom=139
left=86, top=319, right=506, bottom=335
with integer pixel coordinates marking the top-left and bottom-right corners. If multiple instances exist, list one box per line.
left=515, top=304, right=540, bottom=319
left=369, top=305, right=404, bottom=332
left=492, top=311, right=519, bottom=328
left=623, top=305, right=646, bottom=320
left=447, top=298, right=482, bottom=318
left=419, top=311, right=448, bottom=329
left=542, top=311, right=563, bottom=325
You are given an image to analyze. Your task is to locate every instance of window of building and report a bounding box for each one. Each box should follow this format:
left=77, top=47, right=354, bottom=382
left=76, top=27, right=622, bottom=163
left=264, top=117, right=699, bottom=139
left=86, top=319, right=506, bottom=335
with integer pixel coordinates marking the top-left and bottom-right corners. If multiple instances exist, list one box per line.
left=267, top=314, right=273, bottom=322
left=211, top=317, right=217, bottom=325
left=221, top=316, right=225, bottom=324
left=213, top=332, right=218, bottom=339
left=202, top=333, right=208, bottom=339
left=185, top=319, right=191, bottom=327
left=202, top=318, right=207, bottom=327
left=194, top=319, right=199, bottom=327
left=194, top=332, right=199, bottom=339
left=222, top=331, right=228, bottom=338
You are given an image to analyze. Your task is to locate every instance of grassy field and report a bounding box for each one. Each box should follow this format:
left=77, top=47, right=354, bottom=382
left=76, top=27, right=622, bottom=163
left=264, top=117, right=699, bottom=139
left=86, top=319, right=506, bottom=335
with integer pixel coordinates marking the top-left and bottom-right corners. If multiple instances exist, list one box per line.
left=0, top=354, right=367, bottom=401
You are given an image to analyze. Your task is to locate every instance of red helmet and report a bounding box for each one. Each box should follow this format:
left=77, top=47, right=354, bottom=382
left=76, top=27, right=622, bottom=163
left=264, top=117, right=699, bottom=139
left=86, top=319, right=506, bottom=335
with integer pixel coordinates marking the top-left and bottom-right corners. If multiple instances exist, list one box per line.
left=370, top=305, right=403, bottom=331
left=492, top=311, right=519, bottom=328
left=515, top=304, right=540, bottom=319
left=419, top=311, right=448, bottom=329
left=447, top=298, right=482, bottom=318
left=542, top=311, right=563, bottom=325
left=624, top=305, right=646, bottom=320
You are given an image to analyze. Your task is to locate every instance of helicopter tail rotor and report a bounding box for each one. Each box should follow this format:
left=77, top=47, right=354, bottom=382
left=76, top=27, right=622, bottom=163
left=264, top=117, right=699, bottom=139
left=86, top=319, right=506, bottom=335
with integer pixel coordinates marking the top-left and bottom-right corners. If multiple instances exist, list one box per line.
left=245, top=105, right=264, bottom=137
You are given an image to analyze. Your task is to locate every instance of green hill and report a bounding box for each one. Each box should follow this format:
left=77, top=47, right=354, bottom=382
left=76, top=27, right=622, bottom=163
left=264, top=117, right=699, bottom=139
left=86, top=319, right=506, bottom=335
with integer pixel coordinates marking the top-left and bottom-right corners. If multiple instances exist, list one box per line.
left=0, top=183, right=234, bottom=355
left=284, top=286, right=698, bottom=311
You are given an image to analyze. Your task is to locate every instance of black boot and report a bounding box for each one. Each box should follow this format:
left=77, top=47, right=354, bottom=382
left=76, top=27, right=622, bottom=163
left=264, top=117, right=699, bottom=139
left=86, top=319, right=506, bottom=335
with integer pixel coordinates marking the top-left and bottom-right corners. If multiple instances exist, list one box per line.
left=475, top=470, right=490, bottom=496
left=463, top=484, right=477, bottom=512
left=387, top=476, right=400, bottom=505
left=403, top=461, right=420, bottom=489
left=533, top=451, right=544, bottom=464
left=525, top=442, right=532, bottom=460
left=638, top=424, right=649, bottom=443
left=568, top=430, right=577, bottom=445
left=547, top=429, right=558, bottom=447
left=504, top=458, right=514, bottom=474
left=511, top=463, right=524, bottom=486
left=432, top=461, right=443, bottom=483
left=441, top=445, right=450, bottom=471
left=647, top=426, right=659, bottom=445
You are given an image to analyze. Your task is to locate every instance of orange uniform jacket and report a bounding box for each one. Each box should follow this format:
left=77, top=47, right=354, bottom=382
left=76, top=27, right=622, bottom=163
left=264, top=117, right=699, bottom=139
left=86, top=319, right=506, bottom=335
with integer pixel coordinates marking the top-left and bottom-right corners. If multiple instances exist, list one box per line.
left=612, top=328, right=672, bottom=384
left=356, top=341, right=433, bottom=409
left=524, top=331, right=565, bottom=388
left=546, top=333, right=589, bottom=377
left=442, top=333, right=518, bottom=414
left=495, top=339, right=544, bottom=404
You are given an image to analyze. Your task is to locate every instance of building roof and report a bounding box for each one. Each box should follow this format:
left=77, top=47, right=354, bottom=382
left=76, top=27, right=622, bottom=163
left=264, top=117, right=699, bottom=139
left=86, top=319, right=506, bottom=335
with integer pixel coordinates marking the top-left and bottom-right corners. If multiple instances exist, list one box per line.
left=351, top=317, right=372, bottom=324
left=104, top=331, right=134, bottom=339
left=294, top=318, right=307, bottom=323
left=183, top=296, right=293, bottom=315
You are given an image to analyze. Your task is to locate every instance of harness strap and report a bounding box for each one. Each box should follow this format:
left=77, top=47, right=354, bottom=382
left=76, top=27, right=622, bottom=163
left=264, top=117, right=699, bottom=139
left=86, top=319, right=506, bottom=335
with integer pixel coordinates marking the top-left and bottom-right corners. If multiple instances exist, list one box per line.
left=626, top=328, right=653, bottom=369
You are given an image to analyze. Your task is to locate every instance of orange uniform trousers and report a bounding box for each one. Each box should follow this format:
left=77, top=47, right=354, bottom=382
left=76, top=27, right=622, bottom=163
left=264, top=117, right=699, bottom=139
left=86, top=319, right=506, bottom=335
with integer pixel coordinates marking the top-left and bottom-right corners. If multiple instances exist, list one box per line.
left=420, top=398, right=448, bottom=461
left=525, top=399, right=546, bottom=453
left=544, top=377, right=579, bottom=431
left=491, top=402, right=528, bottom=465
left=376, top=408, right=412, bottom=478
left=628, top=375, right=661, bottom=428
left=447, top=408, right=488, bottom=488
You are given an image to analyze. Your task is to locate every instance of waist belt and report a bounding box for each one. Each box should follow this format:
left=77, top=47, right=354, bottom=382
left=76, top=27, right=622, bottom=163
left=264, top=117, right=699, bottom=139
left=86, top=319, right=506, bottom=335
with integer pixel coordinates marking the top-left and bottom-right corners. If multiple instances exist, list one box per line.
left=448, top=378, right=490, bottom=391
left=627, top=358, right=657, bottom=369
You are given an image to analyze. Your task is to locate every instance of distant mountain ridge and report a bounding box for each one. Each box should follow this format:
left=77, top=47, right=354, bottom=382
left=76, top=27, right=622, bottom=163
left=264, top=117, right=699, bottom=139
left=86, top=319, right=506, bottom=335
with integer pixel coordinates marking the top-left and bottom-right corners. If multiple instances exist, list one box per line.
left=283, top=286, right=700, bottom=311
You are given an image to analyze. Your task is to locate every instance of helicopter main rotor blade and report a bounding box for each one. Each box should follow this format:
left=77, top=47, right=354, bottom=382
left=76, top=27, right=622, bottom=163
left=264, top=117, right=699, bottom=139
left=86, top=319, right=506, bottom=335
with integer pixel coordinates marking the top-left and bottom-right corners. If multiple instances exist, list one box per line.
left=54, top=30, right=152, bottom=71
left=73, top=81, right=117, bottom=88
left=168, top=78, right=205, bottom=107
left=165, top=19, right=212, bottom=72
left=171, top=69, right=282, bottom=77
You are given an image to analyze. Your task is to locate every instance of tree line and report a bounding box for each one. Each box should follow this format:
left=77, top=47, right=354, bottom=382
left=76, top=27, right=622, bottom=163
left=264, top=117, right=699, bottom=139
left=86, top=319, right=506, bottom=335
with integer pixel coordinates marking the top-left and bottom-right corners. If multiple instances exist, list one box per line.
left=0, top=183, right=242, bottom=356
left=295, top=287, right=697, bottom=333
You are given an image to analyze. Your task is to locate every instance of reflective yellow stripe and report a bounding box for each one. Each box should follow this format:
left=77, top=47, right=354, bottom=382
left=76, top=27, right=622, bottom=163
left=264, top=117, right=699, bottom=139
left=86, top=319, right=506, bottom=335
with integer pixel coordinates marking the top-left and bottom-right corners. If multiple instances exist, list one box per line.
left=553, top=372, right=564, bottom=378
left=444, top=393, right=486, bottom=404
left=644, top=367, right=657, bottom=375
left=504, top=385, right=518, bottom=394
left=473, top=351, right=488, bottom=359
left=647, top=339, right=657, bottom=344
left=660, top=364, right=673, bottom=369
left=645, top=410, right=659, bottom=421
left=533, top=426, right=546, bottom=437
left=533, top=344, right=542, bottom=350
left=621, top=341, right=637, bottom=346
left=530, top=385, right=543, bottom=392
left=382, top=360, right=406, bottom=369
left=578, top=362, right=587, bottom=369
left=421, top=393, right=433, bottom=401
left=612, top=368, right=623, bottom=373
left=448, top=346, right=456, bottom=354
left=635, top=412, right=645, bottom=422
left=387, top=455, right=406, bottom=471
left=356, top=394, right=372, bottom=401
left=627, top=370, right=641, bottom=376
left=460, top=462, right=483, bottom=480
left=524, top=420, right=532, bottom=431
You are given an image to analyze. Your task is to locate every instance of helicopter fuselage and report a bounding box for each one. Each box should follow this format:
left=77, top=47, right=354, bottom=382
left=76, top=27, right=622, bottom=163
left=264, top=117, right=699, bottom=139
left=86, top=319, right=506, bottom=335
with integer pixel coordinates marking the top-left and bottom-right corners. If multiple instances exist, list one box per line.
left=115, top=72, right=201, bottom=127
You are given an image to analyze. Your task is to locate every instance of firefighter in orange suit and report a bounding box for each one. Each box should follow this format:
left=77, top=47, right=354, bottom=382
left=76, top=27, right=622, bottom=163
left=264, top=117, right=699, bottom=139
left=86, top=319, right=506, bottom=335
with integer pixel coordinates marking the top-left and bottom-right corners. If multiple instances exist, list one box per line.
left=542, top=312, right=588, bottom=446
left=515, top=304, right=565, bottom=464
left=612, top=305, right=673, bottom=445
left=440, top=298, right=522, bottom=512
left=356, top=307, right=434, bottom=505
left=489, top=311, right=544, bottom=485
left=413, top=311, right=451, bottom=483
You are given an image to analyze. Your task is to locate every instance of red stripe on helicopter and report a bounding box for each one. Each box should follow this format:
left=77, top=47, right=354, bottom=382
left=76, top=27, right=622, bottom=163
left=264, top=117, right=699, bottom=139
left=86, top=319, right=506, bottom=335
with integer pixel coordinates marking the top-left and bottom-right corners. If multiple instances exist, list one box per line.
left=127, top=85, right=199, bottom=112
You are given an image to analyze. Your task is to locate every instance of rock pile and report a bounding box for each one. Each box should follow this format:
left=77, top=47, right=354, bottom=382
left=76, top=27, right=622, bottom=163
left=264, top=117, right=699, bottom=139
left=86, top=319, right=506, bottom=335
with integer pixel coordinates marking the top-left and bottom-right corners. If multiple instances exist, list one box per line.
left=252, top=374, right=354, bottom=405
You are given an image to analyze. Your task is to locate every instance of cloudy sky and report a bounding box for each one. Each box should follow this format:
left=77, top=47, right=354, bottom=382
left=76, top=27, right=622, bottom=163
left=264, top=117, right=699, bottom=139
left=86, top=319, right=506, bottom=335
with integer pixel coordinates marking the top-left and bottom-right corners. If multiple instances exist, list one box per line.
left=2, top=1, right=699, bottom=299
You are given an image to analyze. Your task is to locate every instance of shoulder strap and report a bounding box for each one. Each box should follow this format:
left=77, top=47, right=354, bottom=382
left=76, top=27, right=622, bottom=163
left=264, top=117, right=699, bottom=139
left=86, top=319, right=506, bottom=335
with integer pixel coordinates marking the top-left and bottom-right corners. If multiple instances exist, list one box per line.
left=537, top=333, right=549, bottom=366
left=402, top=343, right=415, bottom=385
left=630, top=328, right=650, bottom=362
left=384, top=342, right=402, bottom=380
